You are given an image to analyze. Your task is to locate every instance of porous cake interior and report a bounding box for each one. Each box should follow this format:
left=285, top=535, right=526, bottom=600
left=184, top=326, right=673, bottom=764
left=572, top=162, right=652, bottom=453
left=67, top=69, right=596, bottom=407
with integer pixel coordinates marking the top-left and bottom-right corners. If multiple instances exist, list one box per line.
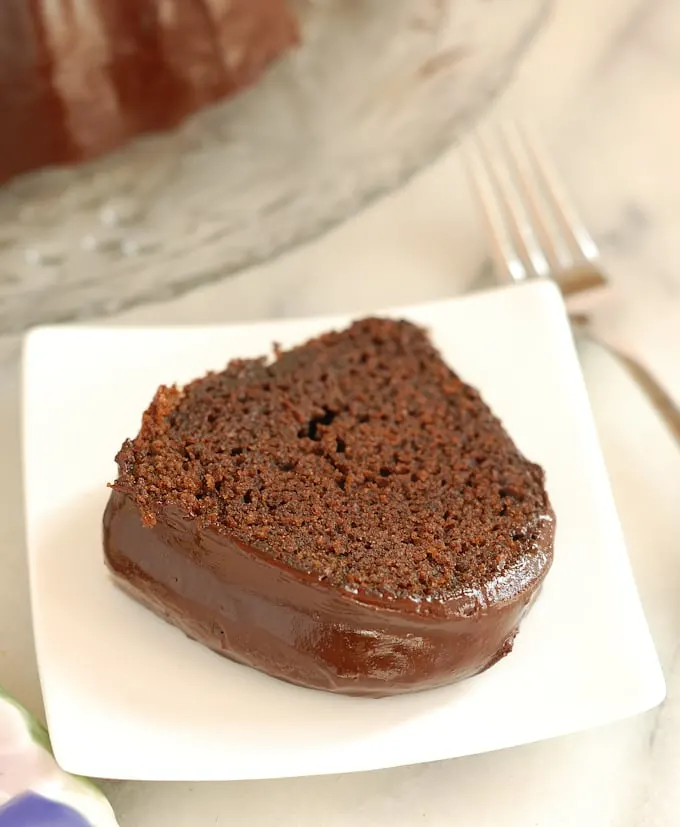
left=113, top=318, right=550, bottom=601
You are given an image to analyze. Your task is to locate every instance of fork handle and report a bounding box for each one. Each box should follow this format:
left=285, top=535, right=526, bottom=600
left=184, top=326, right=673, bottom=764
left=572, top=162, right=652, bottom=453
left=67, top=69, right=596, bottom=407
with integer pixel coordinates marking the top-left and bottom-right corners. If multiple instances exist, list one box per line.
left=587, top=332, right=680, bottom=447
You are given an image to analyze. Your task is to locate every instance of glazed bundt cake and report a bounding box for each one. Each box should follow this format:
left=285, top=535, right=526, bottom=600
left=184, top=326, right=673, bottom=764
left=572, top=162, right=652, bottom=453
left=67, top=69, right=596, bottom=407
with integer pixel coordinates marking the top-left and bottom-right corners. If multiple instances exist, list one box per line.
left=0, top=0, right=298, bottom=184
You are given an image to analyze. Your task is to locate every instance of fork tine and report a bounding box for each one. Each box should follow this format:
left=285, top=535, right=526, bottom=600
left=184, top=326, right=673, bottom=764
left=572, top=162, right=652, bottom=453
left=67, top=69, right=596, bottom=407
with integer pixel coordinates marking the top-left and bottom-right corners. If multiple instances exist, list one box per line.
left=463, top=135, right=528, bottom=284
left=479, top=127, right=552, bottom=280
left=466, top=126, right=554, bottom=283
left=514, top=123, right=600, bottom=264
left=499, top=121, right=572, bottom=273
left=466, top=119, right=610, bottom=302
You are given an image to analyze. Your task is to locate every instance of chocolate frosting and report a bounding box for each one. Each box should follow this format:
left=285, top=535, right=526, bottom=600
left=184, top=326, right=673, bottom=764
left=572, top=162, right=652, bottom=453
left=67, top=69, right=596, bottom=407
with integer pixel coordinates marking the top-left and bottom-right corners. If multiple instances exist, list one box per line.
left=0, top=0, right=298, bottom=184
left=103, top=489, right=554, bottom=697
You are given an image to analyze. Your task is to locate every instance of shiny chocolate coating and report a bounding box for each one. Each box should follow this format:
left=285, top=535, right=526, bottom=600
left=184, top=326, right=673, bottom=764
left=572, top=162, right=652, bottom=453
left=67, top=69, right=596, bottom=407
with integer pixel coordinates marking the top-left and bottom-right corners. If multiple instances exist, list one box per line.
left=103, top=490, right=554, bottom=697
left=0, top=0, right=298, bottom=184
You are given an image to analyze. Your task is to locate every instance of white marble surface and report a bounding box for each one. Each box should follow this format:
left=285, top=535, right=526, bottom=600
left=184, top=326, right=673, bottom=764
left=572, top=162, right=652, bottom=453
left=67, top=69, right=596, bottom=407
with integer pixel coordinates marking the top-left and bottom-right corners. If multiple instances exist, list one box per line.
left=1, top=0, right=680, bottom=824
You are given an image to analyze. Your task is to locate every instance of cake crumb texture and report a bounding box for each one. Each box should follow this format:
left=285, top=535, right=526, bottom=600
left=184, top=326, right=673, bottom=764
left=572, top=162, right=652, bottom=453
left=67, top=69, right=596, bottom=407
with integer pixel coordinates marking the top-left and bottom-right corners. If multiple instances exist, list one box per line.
left=113, top=318, right=551, bottom=601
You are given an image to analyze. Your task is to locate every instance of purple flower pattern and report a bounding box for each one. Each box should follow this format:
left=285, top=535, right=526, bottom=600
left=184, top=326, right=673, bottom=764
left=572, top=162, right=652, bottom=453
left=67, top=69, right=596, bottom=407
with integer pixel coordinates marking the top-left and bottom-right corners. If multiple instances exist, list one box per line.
left=0, top=792, right=92, bottom=826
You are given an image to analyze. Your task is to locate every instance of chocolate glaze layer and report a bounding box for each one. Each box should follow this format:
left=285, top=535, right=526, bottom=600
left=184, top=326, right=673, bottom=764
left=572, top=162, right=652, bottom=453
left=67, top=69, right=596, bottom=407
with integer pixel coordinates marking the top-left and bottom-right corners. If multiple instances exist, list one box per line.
left=0, top=0, right=299, bottom=184
left=103, top=489, right=554, bottom=697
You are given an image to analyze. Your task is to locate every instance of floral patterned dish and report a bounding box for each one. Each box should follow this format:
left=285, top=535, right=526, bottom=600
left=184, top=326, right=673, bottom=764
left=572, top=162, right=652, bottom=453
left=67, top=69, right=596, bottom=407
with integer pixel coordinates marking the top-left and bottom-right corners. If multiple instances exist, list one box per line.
left=0, top=686, right=118, bottom=827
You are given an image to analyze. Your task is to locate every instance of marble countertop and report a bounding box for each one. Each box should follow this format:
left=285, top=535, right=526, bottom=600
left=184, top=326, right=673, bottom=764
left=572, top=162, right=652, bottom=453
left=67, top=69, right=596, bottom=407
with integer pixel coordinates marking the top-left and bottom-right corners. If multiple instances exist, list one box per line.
left=1, top=0, right=680, bottom=824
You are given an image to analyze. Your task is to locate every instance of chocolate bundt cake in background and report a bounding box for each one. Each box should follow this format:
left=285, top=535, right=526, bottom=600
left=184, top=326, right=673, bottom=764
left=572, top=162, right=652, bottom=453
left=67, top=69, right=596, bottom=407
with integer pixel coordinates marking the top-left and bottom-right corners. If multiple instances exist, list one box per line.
left=0, top=0, right=298, bottom=184
left=103, top=318, right=555, bottom=697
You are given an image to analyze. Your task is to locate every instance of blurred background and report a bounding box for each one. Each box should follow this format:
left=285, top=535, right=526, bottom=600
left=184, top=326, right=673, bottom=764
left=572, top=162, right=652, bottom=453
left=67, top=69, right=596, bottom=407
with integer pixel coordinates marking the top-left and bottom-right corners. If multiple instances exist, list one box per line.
left=3, top=0, right=677, bottom=391
left=0, top=1, right=676, bottom=364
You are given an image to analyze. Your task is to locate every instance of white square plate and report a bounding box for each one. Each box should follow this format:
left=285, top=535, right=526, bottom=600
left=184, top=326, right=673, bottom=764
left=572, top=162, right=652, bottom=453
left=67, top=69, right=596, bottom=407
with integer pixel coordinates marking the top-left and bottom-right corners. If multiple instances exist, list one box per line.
left=23, top=281, right=664, bottom=781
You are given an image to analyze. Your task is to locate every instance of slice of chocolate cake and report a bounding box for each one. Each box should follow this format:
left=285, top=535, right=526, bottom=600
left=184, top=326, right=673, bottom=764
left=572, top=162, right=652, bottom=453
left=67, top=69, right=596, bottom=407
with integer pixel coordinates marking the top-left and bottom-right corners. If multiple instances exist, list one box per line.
left=103, top=317, right=555, bottom=697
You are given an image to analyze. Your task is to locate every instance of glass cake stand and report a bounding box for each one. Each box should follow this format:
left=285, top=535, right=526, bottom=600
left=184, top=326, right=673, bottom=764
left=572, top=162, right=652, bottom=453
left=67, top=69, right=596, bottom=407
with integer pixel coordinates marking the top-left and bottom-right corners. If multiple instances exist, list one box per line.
left=0, top=0, right=551, bottom=334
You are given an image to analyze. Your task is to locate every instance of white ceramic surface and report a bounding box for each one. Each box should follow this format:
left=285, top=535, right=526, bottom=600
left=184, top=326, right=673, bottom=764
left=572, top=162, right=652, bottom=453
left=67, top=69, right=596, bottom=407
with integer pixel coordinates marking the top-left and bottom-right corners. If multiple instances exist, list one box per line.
left=23, top=282, right=663, bottom=781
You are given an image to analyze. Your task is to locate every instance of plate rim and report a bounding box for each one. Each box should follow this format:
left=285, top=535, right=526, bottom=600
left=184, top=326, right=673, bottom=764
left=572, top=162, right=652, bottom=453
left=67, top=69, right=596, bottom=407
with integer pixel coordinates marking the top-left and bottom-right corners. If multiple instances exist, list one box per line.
left=22, top=282, right=666, bottom=780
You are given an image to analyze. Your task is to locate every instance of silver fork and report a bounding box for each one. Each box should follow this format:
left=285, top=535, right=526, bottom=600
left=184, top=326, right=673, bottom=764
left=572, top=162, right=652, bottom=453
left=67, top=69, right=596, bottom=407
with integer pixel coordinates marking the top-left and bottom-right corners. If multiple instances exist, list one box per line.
left=464, top=121, right=680, bottom=447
